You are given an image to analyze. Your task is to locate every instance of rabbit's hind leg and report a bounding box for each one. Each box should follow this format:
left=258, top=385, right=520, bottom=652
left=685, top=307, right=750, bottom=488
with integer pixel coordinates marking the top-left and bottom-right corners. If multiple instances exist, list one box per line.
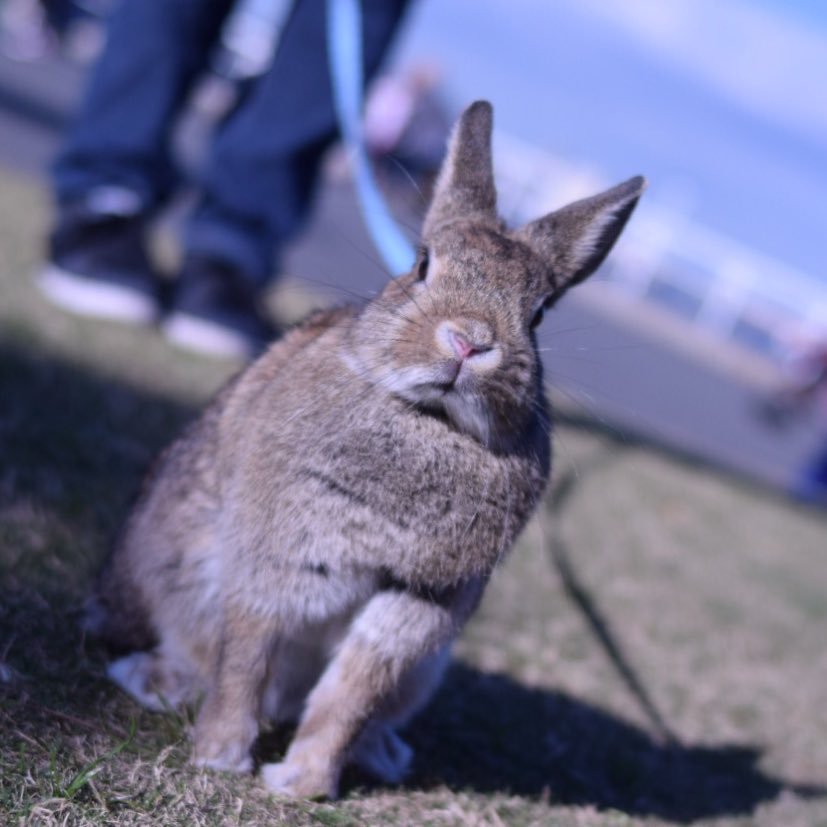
left=85, top=553, right=155, bottom=654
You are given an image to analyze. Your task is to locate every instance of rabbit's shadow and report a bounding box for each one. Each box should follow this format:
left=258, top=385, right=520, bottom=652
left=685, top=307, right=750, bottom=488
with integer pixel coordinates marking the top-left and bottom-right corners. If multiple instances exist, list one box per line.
left=402, top=662, right=821, bottom=821
left=253, top=662, right=823, bottom=822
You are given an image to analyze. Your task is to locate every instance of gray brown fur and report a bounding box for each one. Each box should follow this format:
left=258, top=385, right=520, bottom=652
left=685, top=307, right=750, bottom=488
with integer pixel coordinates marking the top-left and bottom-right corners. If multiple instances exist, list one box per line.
left=86, top=101, right=645, bottom=799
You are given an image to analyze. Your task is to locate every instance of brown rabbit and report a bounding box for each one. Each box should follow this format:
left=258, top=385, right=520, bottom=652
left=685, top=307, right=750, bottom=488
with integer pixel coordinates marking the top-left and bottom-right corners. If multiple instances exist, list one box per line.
left=85, top=100, right=645, bottom=799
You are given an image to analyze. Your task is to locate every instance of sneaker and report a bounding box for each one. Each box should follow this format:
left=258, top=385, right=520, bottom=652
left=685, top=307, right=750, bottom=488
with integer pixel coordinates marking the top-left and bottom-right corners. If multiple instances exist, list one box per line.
left=38, top=195, right=159, bottom=324
left=162, top=255, right=276, bottom=359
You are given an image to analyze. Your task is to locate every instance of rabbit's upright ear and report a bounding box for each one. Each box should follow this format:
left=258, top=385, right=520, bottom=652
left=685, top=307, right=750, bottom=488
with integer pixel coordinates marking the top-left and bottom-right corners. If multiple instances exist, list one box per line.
left=517, top=176, right=646, bottom=301
left=422, top=100, right=498, bottom=237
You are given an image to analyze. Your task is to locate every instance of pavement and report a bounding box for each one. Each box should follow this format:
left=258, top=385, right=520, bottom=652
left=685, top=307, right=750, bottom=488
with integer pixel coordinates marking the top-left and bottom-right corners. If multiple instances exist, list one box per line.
left=0, top=48, right=822, bottom=493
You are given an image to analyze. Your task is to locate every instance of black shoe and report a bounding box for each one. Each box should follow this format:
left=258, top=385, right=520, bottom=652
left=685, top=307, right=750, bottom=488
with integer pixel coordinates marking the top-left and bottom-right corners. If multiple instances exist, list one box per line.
left=39, top=197, right=159, bottom=324
left=162, top=255, right=277, bottom=359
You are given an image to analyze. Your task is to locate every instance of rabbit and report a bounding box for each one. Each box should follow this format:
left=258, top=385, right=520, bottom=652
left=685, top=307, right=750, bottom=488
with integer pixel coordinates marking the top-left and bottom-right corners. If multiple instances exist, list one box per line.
left=84, top=100, right=645, bottom=799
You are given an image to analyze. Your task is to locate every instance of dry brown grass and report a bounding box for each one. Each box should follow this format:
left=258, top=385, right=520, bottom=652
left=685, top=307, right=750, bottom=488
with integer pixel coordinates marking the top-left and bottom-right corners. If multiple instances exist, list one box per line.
left=1, top=170, right=826, bottom=826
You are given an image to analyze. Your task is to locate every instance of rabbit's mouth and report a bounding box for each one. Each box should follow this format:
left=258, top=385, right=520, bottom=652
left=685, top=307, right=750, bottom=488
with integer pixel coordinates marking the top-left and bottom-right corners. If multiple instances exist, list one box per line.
left=399, top=353, right=507, bottom=404
left=345, top=350, right=513, bottom=447
left=416, top=358, right=484, bottom=401
left=385, top=359, right=462, bottom=402
left=431, top=358, right=462, bottom=389
left=413, top=363, right=508, bottom=445
left=432, top=343, right=503, bottom=387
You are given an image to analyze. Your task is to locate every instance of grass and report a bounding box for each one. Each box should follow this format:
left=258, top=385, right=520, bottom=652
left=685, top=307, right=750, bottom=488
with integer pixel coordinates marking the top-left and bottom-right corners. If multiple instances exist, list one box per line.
left=1, top=168, right=826, bottom=826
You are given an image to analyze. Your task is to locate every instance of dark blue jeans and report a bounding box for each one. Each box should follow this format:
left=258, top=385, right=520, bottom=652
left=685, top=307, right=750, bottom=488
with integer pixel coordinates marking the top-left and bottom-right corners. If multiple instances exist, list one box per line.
left=53, top=0, right=410, bottom=285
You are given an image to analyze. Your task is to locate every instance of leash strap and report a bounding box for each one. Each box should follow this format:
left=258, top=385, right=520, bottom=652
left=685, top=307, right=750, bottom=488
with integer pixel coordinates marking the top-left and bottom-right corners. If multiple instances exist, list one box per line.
left=326, top=0, right=416, bottom=275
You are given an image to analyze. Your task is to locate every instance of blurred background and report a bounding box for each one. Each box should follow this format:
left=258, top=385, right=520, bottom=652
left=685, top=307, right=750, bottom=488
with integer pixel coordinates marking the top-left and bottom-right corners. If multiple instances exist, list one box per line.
left=1, top=4, right=826, bottom=823
left=1, top=0, right=826, bottom=497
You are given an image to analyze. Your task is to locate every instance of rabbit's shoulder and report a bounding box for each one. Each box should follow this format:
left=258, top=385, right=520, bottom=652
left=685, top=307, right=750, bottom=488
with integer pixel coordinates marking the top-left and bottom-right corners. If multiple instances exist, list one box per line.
left=251, top=305, right=357, bottom=383
left=218, top=304, right=357, bottom=433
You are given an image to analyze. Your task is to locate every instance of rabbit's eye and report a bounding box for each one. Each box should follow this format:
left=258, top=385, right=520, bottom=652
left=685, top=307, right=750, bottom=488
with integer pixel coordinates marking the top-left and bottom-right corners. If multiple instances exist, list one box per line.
left=415, top=247, right=430, bottom=282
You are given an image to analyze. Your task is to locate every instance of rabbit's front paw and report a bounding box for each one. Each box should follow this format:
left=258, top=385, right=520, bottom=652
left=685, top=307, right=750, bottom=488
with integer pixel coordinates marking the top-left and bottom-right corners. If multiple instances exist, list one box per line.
left=261, top=757, right=337, bottom=800
left=192, top=701, right=258, bottom=774
left=191, top=744, right=253, bottom=774
left=191, top=728, right=254, bottom=774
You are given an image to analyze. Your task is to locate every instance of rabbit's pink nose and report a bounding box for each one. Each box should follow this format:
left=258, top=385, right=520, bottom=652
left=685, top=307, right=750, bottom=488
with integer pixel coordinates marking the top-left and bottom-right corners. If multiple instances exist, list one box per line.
left=449, top=329, right=490, bottom=361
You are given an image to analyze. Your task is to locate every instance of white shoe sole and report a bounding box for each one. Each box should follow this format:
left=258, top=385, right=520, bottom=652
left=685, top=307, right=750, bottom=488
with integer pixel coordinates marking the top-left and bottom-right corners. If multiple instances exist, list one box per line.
left=162, top=312, right=253, bottom=360
left=38, top=264, right=157, bottom=324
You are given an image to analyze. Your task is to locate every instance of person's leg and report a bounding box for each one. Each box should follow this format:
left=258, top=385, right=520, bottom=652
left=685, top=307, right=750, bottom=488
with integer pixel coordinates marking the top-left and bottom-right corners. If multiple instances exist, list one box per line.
left=183, top=0, right=411, bottom=286
left=164, top=0, right=410, bottom=357
left=54, top=0, right=235, bottom=209
left=42, top=0, right=235, bottom=323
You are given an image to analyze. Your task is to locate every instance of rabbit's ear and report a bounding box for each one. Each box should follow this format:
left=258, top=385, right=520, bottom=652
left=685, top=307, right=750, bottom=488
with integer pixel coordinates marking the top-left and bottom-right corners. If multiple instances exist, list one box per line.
left=422, top=100, right=498, bottom=237
left=518, top=176, right=646, bottom=301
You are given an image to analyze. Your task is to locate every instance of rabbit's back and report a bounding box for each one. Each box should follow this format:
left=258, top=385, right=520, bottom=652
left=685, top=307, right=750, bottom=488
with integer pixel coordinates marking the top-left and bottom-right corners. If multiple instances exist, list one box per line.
left=90, top=378, right=232, bottom=651
left=92, top=307, right=358, bottom=650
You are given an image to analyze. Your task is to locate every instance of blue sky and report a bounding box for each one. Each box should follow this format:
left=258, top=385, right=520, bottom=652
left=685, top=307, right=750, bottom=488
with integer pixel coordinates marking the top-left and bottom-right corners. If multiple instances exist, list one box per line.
left=753, top=0, right=827, bottom=30
left=394, top=0, right=827, bottom=286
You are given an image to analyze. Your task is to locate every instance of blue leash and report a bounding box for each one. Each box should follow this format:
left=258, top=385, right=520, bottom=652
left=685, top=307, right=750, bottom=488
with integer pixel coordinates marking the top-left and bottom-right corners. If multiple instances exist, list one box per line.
left=326, top=0, right=416, bottom=276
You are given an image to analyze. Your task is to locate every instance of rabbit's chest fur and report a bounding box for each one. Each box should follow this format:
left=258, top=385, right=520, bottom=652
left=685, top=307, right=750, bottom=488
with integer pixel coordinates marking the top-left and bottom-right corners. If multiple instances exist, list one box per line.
left=213, top=331, right=550, bottom=613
